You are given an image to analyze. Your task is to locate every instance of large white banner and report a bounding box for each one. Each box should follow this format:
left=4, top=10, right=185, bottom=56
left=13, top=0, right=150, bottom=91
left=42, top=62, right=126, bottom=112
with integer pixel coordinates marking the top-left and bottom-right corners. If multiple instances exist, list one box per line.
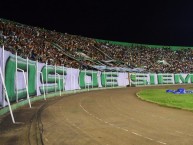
left=0, top=47, right=128, bottom=107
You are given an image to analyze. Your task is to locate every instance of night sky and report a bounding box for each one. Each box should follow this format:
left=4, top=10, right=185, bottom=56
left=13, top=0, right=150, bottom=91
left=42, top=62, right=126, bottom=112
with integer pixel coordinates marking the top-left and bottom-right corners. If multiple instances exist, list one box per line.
left=1, top=1, right=193, bottom=46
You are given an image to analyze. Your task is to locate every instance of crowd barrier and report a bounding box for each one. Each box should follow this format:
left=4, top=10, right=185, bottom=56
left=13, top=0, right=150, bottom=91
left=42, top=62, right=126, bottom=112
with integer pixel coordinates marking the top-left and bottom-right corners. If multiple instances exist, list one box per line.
left=130, top=73, right=193, bottom=86
left=0, top=46, right=129, bottom=123
left=2, top=45, right=192, bottom=123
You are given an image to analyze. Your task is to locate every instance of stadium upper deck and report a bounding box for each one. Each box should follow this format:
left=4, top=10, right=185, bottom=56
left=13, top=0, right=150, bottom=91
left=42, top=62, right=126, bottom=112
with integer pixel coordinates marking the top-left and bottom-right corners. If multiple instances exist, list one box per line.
left=0, top=18, right=193, bottom=73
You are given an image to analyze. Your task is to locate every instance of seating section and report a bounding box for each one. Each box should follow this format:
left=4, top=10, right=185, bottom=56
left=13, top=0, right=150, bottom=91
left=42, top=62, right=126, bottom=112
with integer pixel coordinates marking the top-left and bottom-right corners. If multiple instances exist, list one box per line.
left=0, top=18, right=193, bottom=73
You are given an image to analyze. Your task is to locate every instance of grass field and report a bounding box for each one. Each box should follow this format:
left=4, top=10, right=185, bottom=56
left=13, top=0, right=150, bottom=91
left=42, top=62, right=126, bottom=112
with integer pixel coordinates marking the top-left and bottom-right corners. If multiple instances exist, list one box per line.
left=138, top=88, right=193, bottom=111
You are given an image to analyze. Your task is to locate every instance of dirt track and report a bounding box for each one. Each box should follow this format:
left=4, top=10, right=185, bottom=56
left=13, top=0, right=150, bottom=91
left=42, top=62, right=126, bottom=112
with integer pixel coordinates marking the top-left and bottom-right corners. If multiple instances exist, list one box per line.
left=1, top=86, right=193, bottom=145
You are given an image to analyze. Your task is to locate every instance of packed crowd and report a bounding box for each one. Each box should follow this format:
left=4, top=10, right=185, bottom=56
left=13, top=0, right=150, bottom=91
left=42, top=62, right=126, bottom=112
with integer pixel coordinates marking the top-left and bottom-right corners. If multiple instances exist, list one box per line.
left=99, top=42, right=193, bottom=73
left=0, top=18, right=193, bottom=73
left=0, top=19, right=104, bottom=68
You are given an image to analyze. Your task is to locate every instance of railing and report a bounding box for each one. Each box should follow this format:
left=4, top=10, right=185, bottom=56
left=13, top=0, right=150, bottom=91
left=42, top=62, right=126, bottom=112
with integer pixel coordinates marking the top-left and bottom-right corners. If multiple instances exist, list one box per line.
left=0, top=46, right=127, bottom=124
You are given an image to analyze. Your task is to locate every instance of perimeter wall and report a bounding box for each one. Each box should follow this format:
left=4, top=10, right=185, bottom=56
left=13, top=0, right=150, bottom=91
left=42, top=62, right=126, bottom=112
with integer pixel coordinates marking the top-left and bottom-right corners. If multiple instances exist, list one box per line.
left=1, top=46, right=193, bottom=109
left=0, top=47, right=129, bottom=107
left=130, top=73, right=193, bottom=86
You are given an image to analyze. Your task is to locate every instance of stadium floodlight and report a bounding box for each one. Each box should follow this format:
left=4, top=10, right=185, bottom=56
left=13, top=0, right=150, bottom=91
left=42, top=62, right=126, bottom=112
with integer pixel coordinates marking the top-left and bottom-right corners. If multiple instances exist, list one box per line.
left=17, top=68, right=31, bottom=108
left=0, top=67, right=15, bottom=123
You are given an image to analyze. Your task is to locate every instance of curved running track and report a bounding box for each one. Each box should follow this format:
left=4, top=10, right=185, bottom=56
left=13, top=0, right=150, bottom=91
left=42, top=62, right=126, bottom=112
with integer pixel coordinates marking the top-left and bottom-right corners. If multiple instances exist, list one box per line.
left=40, top=87, right=193, bottom=145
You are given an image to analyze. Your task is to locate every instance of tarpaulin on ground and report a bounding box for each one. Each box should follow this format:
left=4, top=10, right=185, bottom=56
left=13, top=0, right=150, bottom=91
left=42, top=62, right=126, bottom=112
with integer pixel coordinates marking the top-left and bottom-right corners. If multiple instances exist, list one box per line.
left=166, top=88, right=193, bottom=94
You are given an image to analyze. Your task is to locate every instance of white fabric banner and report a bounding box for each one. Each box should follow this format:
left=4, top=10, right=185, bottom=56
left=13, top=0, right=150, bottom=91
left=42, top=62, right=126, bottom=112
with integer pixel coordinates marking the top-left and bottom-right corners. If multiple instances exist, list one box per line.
left=36, top=62, right=45, bottom=96
left=0, top=47, right=10, bottom=107
left=97, top=71, right=102, bottom=88
left=85, top=75, right=92, bottom=84
left=16, top=72, right=27, bottom=90
left=65, top=68, right=80, bottom=90
left=117, top=72, right=129, bottom=86
left=0, top=47, right=129, bottom=108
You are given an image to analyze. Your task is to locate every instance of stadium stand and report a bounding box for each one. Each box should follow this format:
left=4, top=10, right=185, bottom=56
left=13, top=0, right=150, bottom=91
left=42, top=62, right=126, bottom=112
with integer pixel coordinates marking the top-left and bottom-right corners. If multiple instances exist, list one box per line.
left=1, top=18, right=193, bottom=73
